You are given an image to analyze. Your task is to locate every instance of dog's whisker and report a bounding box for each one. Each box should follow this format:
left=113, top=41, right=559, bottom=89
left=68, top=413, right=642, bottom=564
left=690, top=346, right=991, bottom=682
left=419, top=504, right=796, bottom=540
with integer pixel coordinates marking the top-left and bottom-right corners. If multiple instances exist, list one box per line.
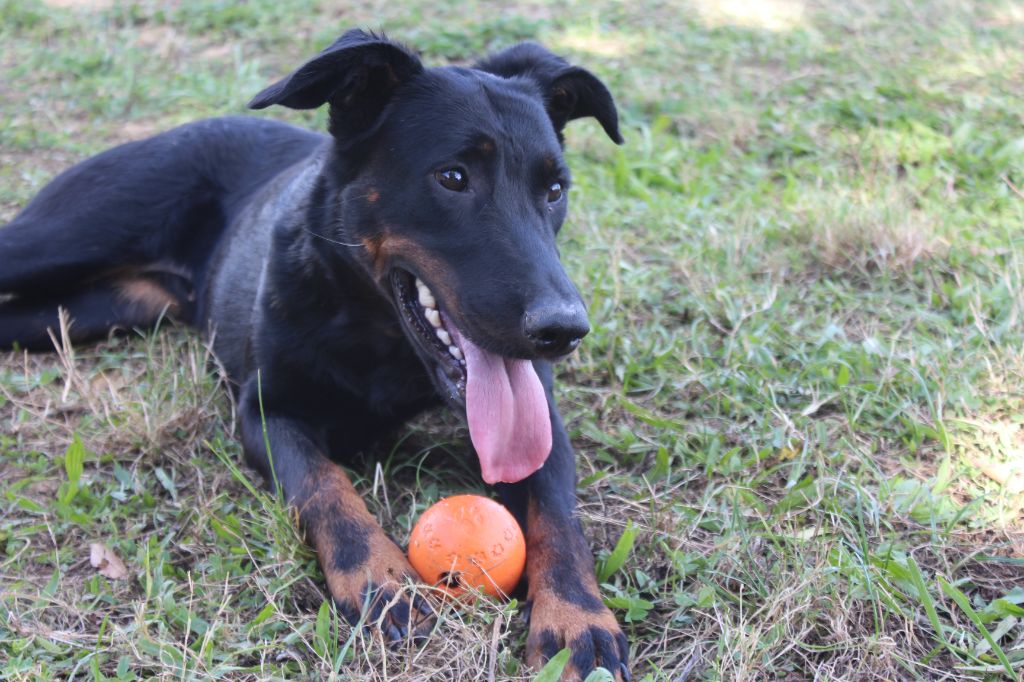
left=298, top=226, right=361, bottom=247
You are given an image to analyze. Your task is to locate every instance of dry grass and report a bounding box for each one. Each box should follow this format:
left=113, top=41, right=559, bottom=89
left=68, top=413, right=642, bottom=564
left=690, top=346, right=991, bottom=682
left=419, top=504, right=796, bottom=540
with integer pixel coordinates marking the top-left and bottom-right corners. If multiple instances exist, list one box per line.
left=789, top=184, right=947, bottom=278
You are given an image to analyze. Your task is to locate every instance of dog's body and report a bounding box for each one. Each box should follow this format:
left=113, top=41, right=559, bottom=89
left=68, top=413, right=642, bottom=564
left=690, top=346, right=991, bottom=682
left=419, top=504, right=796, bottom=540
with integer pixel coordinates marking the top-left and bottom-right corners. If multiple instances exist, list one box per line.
left=0, top=31, right=628, bottom=678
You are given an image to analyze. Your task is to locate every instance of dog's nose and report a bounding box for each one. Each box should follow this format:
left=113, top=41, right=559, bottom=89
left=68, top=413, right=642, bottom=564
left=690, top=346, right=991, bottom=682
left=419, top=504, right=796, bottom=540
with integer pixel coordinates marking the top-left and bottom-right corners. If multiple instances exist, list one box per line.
left=523, top=304, right=590, bottom=358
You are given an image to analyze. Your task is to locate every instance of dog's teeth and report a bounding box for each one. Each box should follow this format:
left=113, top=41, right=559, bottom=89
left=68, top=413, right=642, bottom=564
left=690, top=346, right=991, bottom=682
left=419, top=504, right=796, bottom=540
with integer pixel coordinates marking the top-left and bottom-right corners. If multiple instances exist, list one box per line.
left=415, top=277, right=437, bottom=309
left=425, top=308, right=441, bottom=328
left=436, top=329, right=451, bottom=345
left=449, top=345, right=463, bottom=360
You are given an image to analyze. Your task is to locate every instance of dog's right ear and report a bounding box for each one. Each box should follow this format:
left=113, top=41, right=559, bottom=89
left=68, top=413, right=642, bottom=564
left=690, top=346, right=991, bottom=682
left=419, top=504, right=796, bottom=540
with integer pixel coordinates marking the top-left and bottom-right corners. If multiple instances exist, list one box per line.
left=475, top=42, right=623, bottom=145
left=248, top=29, right=423, bottom=139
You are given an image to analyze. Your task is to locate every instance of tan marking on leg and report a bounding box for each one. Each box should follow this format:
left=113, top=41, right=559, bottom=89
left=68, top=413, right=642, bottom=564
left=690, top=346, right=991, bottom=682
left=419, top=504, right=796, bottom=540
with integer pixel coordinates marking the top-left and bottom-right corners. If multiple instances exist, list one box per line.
left=526, top=595, right=623, bottom=677
left=297, top=461, right=432, bottom=638
left=525, top=499, right=602, bottom=597
left=302, top=463, right=417, bottom=596
left=115, top=277, right=181, bottom=317
left=524, top=499, right=626, bottom=680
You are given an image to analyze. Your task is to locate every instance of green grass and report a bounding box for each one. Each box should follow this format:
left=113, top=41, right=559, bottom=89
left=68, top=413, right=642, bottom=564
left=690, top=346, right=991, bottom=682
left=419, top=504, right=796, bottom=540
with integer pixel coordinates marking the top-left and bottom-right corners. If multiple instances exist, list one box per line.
left=2, top=0, right=1023, bottom=679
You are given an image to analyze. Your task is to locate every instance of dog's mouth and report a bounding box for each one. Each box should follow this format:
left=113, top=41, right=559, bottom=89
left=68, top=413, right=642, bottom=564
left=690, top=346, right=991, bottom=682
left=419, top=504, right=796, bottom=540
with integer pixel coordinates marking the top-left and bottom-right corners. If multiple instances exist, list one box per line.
left=392, top=269, right=468, bottom=400
left=391, top=269, right=552, bottom=484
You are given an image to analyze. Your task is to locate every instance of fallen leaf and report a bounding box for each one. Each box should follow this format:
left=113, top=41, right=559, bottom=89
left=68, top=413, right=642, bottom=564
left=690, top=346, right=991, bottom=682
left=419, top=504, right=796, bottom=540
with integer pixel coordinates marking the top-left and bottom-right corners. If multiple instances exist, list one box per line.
left=89, top=542, right=128, bottom=580
left=967, top=456, right=1024, bottom=495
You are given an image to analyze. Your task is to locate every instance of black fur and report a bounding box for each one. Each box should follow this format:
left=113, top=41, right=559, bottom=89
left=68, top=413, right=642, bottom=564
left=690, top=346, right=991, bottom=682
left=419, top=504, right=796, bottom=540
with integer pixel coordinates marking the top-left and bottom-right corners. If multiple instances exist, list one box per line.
left=0, top=29, right=627, bottom=678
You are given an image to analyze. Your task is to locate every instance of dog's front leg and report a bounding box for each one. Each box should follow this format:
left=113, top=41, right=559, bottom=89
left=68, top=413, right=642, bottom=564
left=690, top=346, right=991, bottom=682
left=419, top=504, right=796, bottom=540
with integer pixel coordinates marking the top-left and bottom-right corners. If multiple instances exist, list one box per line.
left=498, top=362, right=630, bottom=681
left=237, top=378, right=433, bottom=642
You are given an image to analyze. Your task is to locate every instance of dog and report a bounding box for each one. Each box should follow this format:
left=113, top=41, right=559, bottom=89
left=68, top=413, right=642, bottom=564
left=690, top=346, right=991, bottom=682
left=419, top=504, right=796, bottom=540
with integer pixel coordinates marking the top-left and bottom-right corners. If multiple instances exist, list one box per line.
left=0, top=29, right=628, bottom=679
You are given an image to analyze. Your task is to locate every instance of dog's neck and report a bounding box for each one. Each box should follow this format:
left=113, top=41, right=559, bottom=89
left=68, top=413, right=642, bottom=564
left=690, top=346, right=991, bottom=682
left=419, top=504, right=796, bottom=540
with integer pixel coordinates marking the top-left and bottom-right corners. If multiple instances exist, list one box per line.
left=255, top=147, right=405, bottom=341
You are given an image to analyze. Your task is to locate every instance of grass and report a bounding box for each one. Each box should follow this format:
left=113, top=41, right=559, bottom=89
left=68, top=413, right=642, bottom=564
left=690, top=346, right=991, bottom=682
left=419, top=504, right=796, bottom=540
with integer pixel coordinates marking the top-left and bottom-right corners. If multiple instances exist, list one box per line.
left=2, top=0, right=1023, bottom=679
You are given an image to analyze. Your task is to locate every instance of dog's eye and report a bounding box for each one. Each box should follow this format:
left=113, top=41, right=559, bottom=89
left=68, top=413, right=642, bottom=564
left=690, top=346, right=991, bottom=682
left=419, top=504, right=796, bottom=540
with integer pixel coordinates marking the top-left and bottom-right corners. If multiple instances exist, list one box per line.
left=435, top=168, right=468, bottom=192
left=547, top=182, right=564, bottom=203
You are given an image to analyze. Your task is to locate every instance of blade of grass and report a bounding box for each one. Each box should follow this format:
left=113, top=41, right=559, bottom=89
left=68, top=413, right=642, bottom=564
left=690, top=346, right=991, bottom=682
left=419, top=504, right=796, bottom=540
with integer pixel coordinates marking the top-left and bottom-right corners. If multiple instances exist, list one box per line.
left=904, top=556, right=963, bottom=661
left=938, top=576, right=1020, bottom=681
left=598, top=521, right=636, bottom=583
left=534, top=648, right=570, bottom=681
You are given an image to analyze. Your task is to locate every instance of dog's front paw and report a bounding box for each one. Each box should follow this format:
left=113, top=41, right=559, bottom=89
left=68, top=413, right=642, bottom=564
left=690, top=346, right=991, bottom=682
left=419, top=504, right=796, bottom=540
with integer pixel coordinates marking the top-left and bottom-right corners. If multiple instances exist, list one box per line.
left=526, top=592, right=630, bottom=681
left=321, top=531, right=435, bottom=644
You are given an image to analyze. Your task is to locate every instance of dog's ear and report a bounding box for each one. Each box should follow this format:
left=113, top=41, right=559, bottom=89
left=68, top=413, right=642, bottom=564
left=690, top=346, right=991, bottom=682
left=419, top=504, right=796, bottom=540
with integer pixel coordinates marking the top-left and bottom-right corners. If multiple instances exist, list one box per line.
left=248, top=29, right=423, bottom=139
left=475, top=42, right=623, bottom=145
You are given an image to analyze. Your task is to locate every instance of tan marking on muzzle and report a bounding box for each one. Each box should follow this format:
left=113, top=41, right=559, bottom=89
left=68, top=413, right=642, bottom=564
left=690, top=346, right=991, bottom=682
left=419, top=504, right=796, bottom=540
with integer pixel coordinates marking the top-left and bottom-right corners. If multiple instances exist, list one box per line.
left=362, top=235, right=384, bottom=265
left=367, top=234, right=463, bottom=320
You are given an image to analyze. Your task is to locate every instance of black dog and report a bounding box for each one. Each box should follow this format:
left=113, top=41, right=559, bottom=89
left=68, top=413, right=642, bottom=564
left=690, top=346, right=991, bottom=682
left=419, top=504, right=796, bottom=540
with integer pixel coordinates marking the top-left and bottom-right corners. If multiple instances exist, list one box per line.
left=0, top=30, right=627, bottom=679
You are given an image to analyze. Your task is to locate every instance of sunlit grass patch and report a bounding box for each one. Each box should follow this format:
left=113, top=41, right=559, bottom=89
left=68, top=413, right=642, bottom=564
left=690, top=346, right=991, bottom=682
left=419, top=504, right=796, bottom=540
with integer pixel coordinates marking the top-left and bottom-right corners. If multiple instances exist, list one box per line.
left=690, top=0, right=807, bottom=32
left=787, top=183, right=945, bottom=277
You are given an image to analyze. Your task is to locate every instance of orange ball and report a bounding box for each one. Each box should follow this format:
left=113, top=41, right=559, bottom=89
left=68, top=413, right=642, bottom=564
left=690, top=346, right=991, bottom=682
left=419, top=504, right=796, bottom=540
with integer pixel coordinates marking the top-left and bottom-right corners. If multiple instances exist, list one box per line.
left=407, top=495, right=526, bottom=598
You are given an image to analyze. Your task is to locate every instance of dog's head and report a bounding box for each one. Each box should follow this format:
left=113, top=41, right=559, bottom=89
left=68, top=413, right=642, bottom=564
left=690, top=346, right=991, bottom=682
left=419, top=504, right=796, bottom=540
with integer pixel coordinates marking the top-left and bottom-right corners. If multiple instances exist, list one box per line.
left=249, top=30, right=621, bottom=483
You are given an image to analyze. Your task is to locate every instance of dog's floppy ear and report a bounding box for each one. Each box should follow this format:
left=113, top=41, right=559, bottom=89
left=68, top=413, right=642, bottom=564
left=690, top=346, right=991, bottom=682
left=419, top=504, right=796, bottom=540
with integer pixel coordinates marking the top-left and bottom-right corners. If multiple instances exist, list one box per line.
left=475, top=42, right=623, bottom=145
left=248, top=29, right=423, bottom=139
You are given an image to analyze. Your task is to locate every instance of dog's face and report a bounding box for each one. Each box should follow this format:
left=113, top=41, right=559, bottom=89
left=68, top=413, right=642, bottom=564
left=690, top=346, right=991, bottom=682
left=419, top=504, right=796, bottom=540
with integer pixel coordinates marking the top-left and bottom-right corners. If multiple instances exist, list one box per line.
left=351, top=68, right=578, bottom=382
left=250, top=31, right=621, bottom=483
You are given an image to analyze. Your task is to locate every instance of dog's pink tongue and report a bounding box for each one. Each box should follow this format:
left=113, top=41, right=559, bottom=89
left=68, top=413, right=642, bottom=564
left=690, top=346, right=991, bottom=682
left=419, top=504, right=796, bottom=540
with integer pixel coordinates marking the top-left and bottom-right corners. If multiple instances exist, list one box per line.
left=454, top=328, right=552, bottom=484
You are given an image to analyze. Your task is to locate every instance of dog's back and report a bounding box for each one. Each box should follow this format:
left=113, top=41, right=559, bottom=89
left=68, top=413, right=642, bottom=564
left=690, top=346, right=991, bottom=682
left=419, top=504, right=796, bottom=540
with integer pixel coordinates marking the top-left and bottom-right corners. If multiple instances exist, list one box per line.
left=0, top=116, right=326, bottom=350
